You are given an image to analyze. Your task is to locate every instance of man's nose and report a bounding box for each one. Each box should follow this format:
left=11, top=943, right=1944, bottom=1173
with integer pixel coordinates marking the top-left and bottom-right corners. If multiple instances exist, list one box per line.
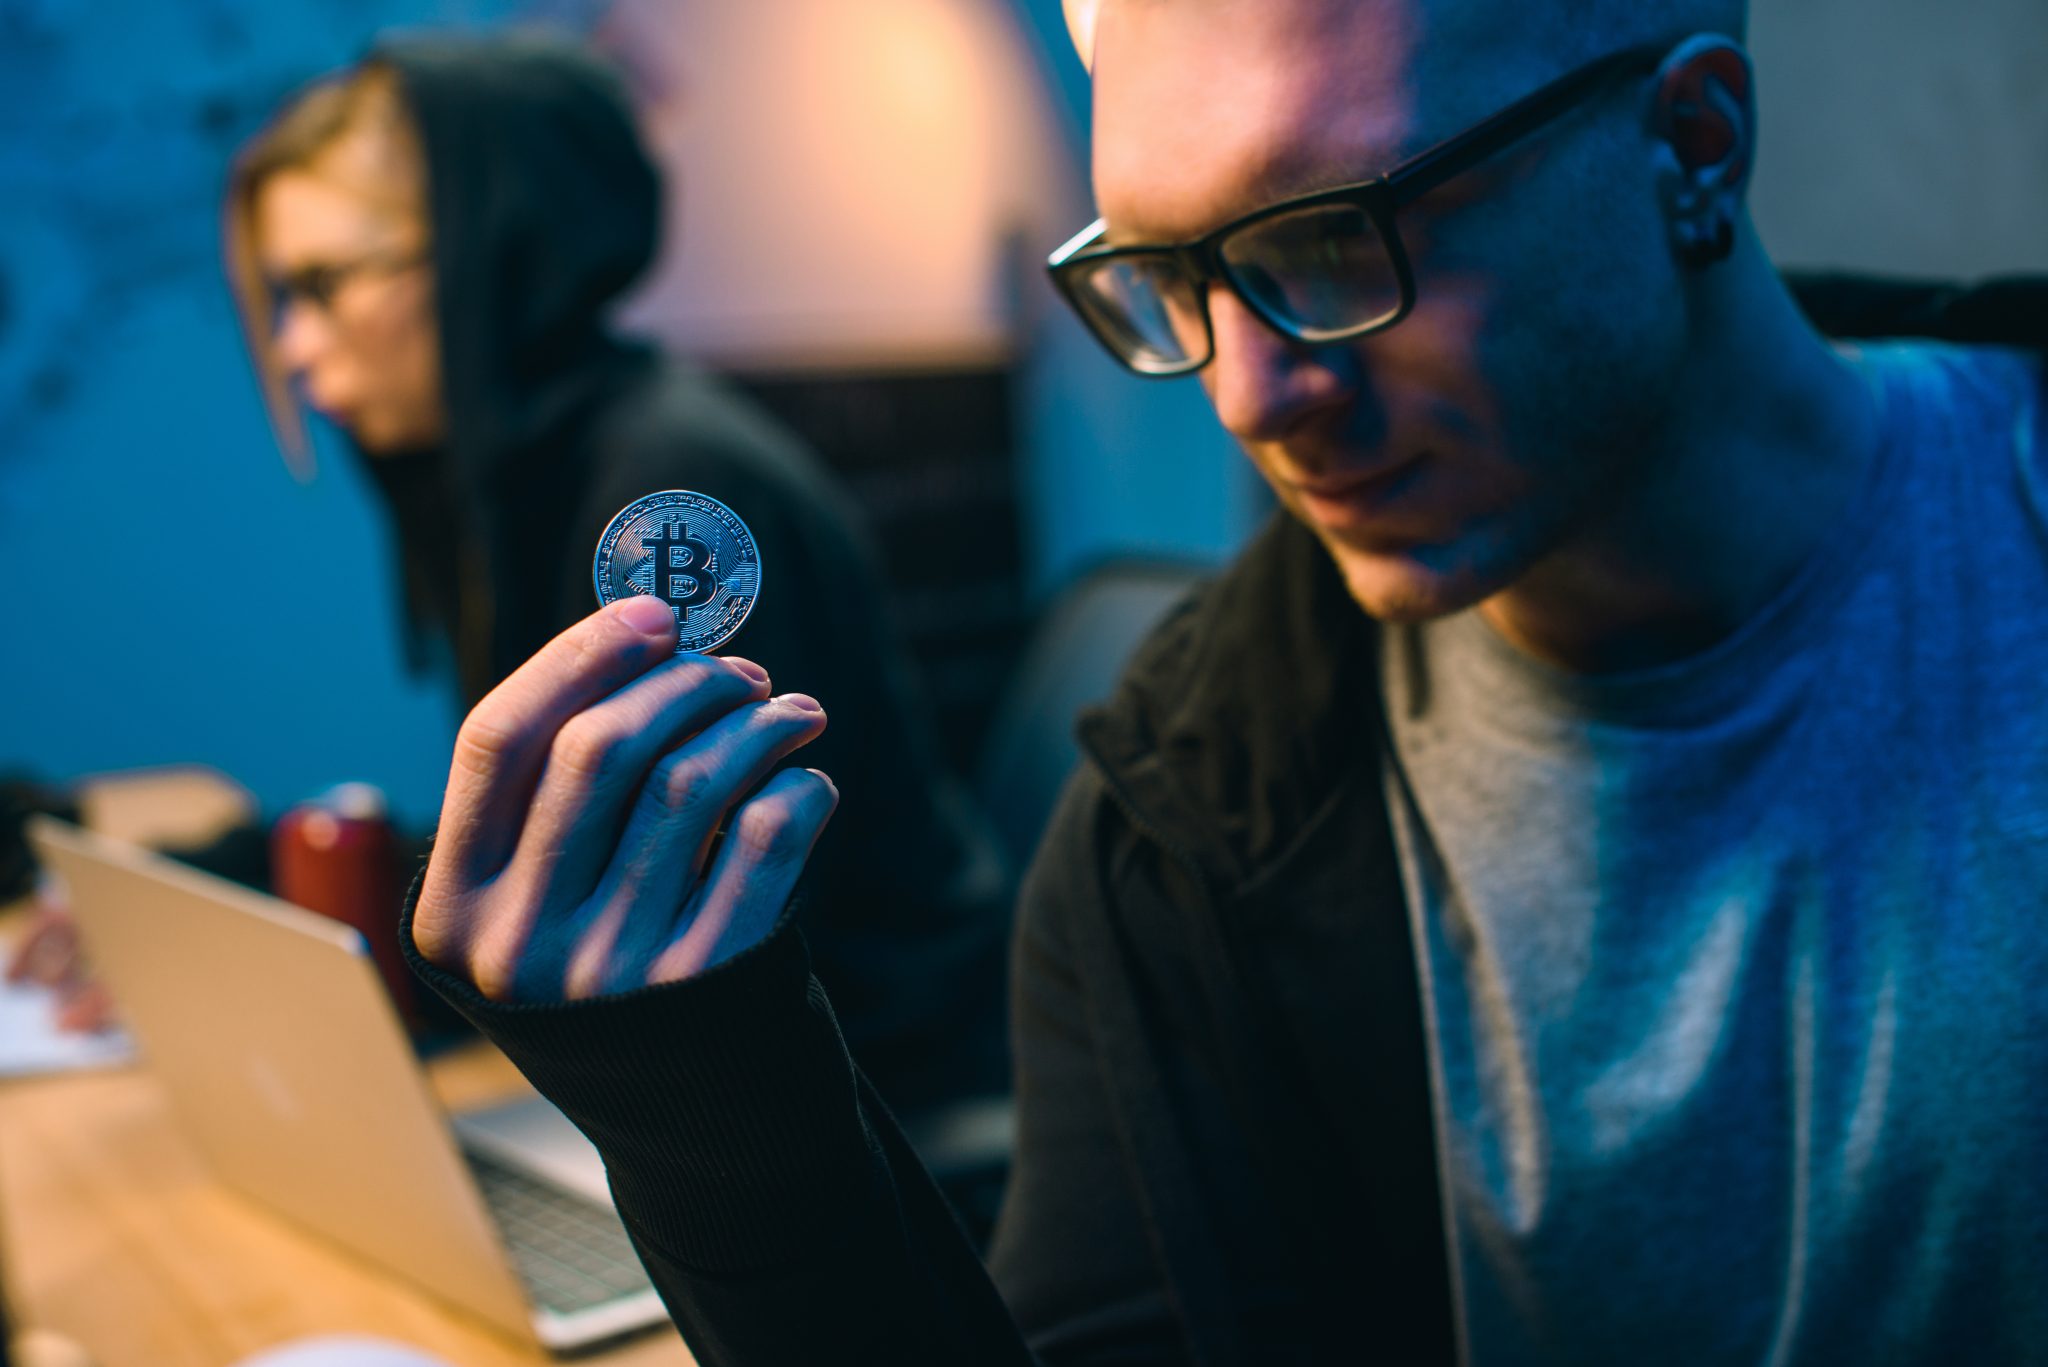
left=1202, top=287, right=1355, bottom=444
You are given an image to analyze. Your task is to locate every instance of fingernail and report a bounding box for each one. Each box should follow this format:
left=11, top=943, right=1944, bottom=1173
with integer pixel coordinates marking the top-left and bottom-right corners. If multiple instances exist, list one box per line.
left=617, top=595, right=675, bottom=636
left=782, top=692, right=824, bottom=713
left=807, top=767, right=839, bottom=793
left=728, top=657, right=770, bottom=685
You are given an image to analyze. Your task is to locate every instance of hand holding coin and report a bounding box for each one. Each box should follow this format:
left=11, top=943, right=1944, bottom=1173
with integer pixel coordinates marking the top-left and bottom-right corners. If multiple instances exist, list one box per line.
left=413, top=493, right=834, bottom=1002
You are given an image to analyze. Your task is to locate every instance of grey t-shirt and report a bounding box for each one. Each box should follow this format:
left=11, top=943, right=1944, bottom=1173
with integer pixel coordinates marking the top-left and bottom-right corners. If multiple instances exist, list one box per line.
left=1382, top=342, right=2048, bottom=1365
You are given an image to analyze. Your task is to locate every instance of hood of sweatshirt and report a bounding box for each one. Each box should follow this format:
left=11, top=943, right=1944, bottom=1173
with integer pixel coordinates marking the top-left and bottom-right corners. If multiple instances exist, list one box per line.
left=355, top=33, right=661, bottom=701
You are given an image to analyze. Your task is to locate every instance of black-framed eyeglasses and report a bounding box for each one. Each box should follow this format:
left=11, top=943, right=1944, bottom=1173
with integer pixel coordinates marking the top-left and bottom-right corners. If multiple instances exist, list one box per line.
left=266, top=244, right=428, bottom=329
left=1047, top=42, right=1669, bottom=377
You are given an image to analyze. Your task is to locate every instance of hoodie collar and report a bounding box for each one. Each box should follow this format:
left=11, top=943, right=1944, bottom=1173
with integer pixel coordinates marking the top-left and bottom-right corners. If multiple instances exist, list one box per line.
left=1077, top=513, right=1382, bottom=892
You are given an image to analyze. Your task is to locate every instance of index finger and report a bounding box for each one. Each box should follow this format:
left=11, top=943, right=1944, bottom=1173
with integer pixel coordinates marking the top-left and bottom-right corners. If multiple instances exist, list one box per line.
left=434, top=596, right=681, bottom=879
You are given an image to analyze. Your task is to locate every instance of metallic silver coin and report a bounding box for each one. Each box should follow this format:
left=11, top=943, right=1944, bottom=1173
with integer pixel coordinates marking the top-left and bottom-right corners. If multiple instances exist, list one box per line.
left=592, top=489, right=763, bottom=654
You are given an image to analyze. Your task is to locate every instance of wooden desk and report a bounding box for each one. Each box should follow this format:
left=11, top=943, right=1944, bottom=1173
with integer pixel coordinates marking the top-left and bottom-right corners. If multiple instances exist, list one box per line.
left=0, top=1037, right=693, bottom=1367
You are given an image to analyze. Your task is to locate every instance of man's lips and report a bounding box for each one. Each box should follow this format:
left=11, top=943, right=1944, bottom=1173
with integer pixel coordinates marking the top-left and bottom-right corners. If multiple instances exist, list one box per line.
left=1284, top=457, right=1424, bottom=533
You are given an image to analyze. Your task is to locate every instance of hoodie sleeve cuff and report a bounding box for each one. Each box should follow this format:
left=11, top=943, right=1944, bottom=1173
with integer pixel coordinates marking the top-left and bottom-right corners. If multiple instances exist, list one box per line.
left=397, top=878, right=886, bottom=1274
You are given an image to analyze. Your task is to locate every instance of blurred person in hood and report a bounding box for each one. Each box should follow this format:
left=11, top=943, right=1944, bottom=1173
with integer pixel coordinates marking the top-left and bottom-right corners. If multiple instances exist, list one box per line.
left=209, top=33, right=1012, bottom=1118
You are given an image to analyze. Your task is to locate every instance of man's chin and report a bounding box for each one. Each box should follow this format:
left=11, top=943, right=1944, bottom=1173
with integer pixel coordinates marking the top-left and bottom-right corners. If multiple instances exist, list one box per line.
left=1322, top=537, right=1498, bottom=625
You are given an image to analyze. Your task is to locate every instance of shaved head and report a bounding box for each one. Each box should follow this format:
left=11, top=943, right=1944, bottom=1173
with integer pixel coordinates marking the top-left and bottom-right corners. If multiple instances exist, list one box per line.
left=1084, top=0, right=1748, bottom=216
left=1511, top=0, right=1746, bottom=59
left=1067, top=0, right=1746, bottom=72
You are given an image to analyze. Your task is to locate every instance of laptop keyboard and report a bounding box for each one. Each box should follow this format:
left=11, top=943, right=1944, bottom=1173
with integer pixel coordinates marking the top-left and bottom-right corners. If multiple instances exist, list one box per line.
left=464, top=1148, right=656, bottom=1316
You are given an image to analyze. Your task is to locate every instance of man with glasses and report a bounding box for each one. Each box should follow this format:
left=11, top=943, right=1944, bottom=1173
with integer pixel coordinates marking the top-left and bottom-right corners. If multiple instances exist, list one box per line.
left=399, top=1, right=2048, bottom=1362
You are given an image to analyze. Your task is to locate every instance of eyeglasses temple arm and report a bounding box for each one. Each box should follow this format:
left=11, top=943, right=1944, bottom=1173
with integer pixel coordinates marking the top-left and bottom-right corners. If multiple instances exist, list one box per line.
left=1386, top=43, right=1667, bottom=205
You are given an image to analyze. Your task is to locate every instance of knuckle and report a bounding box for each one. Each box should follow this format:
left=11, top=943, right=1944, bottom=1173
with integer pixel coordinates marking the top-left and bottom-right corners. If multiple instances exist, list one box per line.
left=467, top=955, right=516, bottom=1003
left=659, top=755, right=717, bottom=811
left=550, top=711, right=628, bottom=781
left=736, top=799, right=800, bottom=863
left=412, top=892, right=454, bottom=962
left=413, top=867, right=488, bottom=969
left=466, top=920, right=532, bottom=1003
left=451, top=708, right=518, bottom=782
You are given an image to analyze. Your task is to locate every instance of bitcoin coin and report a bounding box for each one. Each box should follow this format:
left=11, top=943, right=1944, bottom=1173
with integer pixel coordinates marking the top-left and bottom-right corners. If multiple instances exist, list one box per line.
left=592, top=490, right=762, bottom=654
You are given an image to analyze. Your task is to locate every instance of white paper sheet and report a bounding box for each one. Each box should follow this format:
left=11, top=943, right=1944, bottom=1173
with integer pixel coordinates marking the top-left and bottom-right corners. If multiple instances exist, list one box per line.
left=0, top=975, right=132, bottom=1076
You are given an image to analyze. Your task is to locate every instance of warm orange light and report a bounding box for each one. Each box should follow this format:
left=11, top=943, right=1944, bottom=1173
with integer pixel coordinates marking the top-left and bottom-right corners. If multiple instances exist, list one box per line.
left=1063, top=0, right=1101, bottom=72
left=617, top=0, right=1084, bottom=368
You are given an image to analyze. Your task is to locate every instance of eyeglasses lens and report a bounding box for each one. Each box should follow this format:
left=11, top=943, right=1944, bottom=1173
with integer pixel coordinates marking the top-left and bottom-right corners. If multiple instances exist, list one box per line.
left=1219, top=203, right=1402, bottom=341
left=1070, top=254, right=1211, bottom=374
left=265, top=268, right=339, bottom=335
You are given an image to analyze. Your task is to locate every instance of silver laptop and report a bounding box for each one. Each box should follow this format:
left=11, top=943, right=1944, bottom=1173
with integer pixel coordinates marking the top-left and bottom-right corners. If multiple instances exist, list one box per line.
left=29, top=816, right=668, bottom=1353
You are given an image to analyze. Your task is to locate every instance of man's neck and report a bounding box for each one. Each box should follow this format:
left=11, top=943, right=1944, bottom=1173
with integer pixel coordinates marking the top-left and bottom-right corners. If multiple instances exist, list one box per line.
left=1477, top=229, right=1883, bottom=675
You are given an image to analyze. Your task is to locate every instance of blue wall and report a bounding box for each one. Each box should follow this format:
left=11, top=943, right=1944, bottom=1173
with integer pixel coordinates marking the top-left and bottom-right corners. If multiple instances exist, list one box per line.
left=0, top=0, right=557, bottom=828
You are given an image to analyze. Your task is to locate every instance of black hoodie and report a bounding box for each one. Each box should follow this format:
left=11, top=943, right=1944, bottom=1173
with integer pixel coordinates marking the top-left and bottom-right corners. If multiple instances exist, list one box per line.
left=365, top=35, right=1010, bottom=1113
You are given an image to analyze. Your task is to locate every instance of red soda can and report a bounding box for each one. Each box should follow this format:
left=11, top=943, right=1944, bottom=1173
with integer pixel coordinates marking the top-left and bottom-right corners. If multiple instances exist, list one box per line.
left=271, top=783, right=418, bottom=1026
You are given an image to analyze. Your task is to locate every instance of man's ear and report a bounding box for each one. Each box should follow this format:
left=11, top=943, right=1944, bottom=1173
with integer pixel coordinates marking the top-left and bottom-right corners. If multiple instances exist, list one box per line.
left=1650, top=34, right=1756, bottom=268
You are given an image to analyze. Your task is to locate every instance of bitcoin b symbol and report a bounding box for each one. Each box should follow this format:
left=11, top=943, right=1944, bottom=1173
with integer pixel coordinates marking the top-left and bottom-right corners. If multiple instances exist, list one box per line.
left=642, top=521, right=722, bottom=622
left=595, top=490, right=759, bottom=653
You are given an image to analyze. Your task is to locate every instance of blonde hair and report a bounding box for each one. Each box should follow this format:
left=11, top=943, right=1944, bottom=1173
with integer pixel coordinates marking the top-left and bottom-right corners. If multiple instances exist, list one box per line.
left=224, top=62, right=426, bottom=477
